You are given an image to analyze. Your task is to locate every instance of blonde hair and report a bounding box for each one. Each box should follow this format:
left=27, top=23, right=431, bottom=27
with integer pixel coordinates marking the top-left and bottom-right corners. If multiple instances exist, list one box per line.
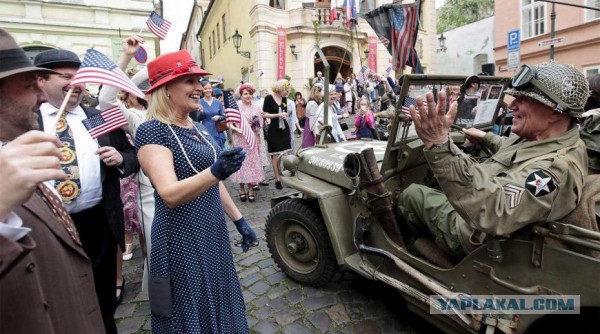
left=146, top=86, right=173, bottom=124
left=308, top=85, right=322, bottom=104
left=271, top=79, right=289, bottom=95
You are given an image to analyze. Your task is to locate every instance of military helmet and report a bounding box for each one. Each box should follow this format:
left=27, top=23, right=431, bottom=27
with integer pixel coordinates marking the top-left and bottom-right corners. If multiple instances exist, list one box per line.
left=505, top=62, right=589, bottom=117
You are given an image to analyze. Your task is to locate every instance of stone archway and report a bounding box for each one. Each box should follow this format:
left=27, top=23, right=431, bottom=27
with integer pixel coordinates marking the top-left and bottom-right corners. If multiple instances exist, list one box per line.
left=313, top=46, right=352, bottom=84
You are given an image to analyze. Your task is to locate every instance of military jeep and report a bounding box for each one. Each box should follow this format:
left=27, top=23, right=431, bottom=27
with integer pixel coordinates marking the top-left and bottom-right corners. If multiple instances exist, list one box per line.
left=265, top=75, right=600, bottom=333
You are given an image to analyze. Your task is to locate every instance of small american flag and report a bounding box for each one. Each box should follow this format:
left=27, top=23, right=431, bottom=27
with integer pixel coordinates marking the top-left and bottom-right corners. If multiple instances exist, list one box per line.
left=82, top=106, right=128, bottom=138
left=146, top=11, right=171, bottom=40
left=71, top=49, right=145, bottom=98
left=401, top=96, right=427, bottom=118
left=223, top=92, right=257, bottom=149
left=225, top=107, right=257, bottom=149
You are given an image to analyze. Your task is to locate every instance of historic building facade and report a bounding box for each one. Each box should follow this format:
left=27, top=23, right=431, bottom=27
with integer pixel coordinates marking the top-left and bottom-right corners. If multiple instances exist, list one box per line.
left=184, top=0, right=437, bottom=95
left=0, top=0, right=159, bottom=71
left=494, top=0, right=600, bottom=77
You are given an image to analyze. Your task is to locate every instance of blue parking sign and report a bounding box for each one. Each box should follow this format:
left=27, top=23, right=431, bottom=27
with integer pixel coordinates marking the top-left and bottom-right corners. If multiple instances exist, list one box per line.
left=508, top=29, right=520, bottom=52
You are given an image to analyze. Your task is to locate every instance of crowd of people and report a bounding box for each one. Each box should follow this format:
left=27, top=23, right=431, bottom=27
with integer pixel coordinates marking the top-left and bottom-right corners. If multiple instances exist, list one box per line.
left=1, top=26, right=599, bottom=334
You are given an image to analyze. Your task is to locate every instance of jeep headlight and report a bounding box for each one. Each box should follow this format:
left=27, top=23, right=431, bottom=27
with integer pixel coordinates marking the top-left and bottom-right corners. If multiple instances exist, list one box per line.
left=282, top=154, right=300, bottom=173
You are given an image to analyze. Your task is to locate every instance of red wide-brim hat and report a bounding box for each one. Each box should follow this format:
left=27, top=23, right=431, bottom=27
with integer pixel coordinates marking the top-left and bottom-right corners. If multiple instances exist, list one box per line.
left=147, top=50, right=211, bottom=94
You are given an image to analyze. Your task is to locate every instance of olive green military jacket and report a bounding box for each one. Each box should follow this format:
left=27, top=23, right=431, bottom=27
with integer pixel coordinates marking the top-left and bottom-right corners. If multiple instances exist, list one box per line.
left=424, top=128, right=587, bottom=250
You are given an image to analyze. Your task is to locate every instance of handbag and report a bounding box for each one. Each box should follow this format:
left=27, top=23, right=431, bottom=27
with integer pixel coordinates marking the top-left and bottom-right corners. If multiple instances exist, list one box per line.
left=148, top=275, right=172, bottom=317
left=216, top=119, right=228, bottom=132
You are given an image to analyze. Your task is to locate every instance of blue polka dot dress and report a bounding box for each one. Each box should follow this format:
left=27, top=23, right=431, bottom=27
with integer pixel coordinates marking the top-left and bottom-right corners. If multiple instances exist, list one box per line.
left=135, top=120, right=248, bottom=334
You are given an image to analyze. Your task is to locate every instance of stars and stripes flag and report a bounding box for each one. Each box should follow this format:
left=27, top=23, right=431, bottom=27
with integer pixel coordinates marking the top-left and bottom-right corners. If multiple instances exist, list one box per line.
left=82, top=106, right=128, bottom=138
left=342, top=0, right=358, bottom=27
left=330, top=0, right=338, bottom=24
left=401, top=96, right=428, bottom=118
left=390, top=5, right=419, bottom=72
left=364, top=4, right=423, bottom=73
left=224, top=91, right=257, bottom=149
left=146, top=11, right=171, bottom=40
left=71, top=49, right=145, bottom=98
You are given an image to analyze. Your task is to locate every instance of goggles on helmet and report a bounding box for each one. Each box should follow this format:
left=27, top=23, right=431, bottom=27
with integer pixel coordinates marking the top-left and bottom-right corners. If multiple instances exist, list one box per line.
left=509, top=64, right=580, bottom=114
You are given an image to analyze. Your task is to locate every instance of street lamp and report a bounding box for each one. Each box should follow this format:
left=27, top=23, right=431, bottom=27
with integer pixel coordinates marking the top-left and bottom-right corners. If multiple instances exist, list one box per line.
left=290, top=44, right=298, bottom=60
left=232, top=29, right=251, bottom=59
left=437, top=33, right=447, bottom=53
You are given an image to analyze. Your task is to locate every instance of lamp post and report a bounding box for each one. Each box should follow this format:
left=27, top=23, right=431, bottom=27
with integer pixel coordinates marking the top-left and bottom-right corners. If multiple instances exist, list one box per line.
left=437, top=33, right=447, bottom=53
left=232, top=29, right=251, bottom=59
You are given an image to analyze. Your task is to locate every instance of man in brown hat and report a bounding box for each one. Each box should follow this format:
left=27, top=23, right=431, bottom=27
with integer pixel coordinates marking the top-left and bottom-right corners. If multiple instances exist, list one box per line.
left=34, top=47, right=139, bottom=334
left=0, top=28, right=105, bottom=333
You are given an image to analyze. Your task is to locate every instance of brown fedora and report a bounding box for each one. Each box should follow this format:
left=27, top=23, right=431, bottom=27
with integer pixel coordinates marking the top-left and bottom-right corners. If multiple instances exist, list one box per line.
left=0, top=28, right=57, bottom=79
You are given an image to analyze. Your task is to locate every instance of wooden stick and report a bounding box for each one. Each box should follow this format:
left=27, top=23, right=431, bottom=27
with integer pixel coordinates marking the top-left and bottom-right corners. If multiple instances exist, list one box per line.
left=51, top=87, right=74, bottom=136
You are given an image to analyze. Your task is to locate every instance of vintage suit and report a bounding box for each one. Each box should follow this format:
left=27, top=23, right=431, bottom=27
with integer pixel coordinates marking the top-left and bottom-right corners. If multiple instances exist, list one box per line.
left=0, top=194, right=104, bottom=334
left=37, top=105, right=139, bottom=334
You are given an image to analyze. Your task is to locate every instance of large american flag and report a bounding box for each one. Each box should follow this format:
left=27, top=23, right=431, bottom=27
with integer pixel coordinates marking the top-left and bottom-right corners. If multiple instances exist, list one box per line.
left=146, top=11, right=171, bottom=40
left=71, top=49, right=145, bottom=98
left=390, top=6, right=419, bottom=73
left=82, top=106, right=128, bottom=138
left=401, top=96, right=428, bottom=118
left=364, top=4, right=422, bottom=73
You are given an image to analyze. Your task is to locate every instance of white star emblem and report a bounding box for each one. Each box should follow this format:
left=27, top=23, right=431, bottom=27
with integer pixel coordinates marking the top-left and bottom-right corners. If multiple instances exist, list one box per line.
left=527, top=173, right=551, bottom=195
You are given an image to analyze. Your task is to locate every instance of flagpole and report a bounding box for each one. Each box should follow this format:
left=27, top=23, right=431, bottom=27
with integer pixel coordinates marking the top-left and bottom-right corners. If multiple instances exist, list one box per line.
left=51, top=88, right=74, bottom=136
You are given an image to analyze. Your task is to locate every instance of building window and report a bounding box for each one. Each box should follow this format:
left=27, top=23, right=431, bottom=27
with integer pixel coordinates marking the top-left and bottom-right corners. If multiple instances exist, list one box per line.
left=217, top=23, right=221, bottom=49
left=209, top=37, right=212, bottom=59
left=521, top=0, right=546, bottom=38
left=585, top=0, right=600, bottom=22
left=584, top=65, right=600, bottom=78
left=222, top=14, right=227, bottom=43
left=270, top=0, right=284, bottom=9
left=212, top=30, right=216, bottom=55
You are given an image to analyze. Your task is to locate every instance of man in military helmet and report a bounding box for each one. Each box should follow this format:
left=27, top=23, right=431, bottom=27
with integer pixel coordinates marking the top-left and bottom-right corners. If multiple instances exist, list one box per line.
left=397, top=62, right=589, bottom=259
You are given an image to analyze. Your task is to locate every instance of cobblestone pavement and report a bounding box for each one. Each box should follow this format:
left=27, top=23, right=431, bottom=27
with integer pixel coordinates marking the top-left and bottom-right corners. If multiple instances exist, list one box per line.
left=116, top=133, right=441, bottom=334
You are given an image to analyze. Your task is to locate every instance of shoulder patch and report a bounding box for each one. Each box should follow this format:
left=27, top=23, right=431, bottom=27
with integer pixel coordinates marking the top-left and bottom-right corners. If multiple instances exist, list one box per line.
left=525, top=170, right=556, bottom=197
left=503, top=184, right=525, bottom=209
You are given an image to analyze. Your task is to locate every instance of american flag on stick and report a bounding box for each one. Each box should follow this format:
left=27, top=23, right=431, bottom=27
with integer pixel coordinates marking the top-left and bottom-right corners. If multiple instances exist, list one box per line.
left=71, top=49, right=145, bottom=98
left=223, top=92, right=257, bottom=149
left=225, top=108, right=257, bottom=149
left=146, top=11, right=172, bottom=40
left=82, top=106, right=128, bottom=138
left=401, top=96, right=428, bottom=118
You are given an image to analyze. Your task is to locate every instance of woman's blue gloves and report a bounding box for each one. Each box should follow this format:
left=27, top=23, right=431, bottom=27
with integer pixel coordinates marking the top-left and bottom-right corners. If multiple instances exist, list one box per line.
left=233, top=217, right=258, bottom=252
left=210, top=147, right=246, bottom=180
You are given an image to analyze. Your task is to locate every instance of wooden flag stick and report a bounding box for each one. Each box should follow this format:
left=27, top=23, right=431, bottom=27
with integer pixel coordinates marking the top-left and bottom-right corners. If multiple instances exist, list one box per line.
left=51, top=87, right=74, bottom=136
left=138, top=26, right=144, bottom=34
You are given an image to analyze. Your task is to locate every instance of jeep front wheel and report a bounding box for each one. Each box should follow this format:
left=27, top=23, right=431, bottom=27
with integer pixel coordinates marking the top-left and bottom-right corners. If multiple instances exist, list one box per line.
left=266, top=199, right=338, bottom=287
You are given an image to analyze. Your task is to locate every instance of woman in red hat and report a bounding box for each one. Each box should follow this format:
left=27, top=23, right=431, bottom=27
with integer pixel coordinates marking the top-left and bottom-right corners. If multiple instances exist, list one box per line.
left=134, top=50, right=252, bottom=333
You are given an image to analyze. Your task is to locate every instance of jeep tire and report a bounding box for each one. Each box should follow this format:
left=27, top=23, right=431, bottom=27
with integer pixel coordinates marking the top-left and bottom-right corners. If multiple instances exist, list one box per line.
left=266, top=199, right=338, bottom=287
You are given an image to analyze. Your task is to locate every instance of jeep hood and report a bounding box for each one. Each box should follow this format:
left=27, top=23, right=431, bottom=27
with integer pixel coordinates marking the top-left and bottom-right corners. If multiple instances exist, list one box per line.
left=295, top=140, right=388, bottom=190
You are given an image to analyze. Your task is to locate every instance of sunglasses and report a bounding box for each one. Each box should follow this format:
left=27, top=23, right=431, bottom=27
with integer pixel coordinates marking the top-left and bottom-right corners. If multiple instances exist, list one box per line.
left=510, top=64, right=575, bottom=113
